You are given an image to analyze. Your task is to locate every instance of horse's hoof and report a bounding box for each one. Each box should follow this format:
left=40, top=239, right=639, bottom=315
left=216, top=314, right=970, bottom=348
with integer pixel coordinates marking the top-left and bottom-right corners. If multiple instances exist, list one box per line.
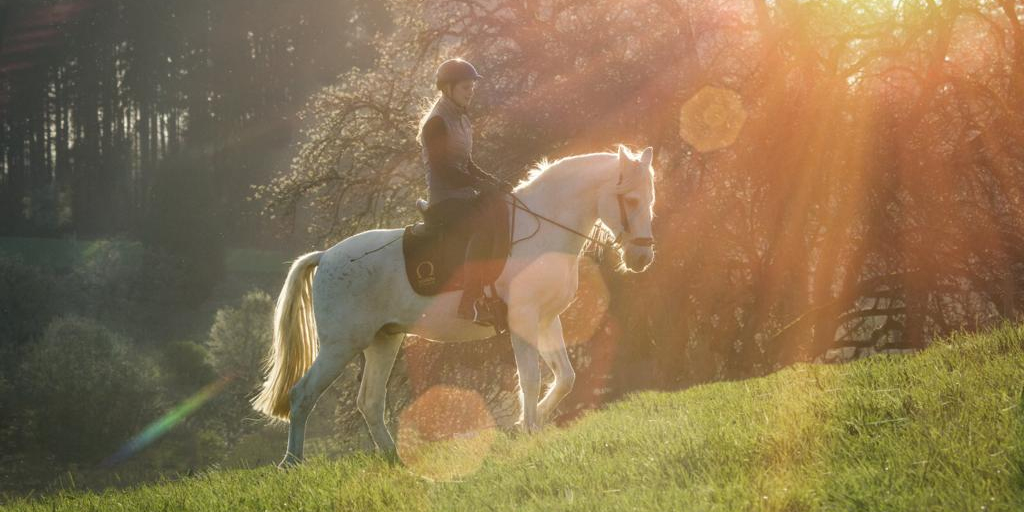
left=277, top=455, right=302, bottom=470
left=507, top=420, right=540, bottom=436
left=381, top=449, right=402, bottom=466
left=522, top=422, right=542, bottom=435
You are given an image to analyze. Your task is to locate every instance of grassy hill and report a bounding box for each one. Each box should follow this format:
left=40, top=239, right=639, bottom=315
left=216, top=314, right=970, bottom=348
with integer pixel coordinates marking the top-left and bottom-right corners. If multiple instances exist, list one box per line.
left=5, top=322, right=1024, bottom=511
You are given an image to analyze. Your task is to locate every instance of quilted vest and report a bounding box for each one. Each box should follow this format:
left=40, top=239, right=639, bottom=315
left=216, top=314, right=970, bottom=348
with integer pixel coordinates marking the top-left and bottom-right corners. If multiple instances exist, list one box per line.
left=421, top=95, right=477, bottom=204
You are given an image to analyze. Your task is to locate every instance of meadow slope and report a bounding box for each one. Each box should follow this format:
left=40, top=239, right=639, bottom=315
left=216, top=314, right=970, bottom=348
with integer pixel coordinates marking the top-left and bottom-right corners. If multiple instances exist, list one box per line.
left=5, top=322, right=1024, bottom=511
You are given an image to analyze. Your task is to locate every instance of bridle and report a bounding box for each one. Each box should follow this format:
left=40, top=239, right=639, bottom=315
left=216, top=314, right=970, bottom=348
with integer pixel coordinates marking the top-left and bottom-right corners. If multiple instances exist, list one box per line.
left=501, top=168, right=656, bottom=252
left=612, top=171, right=655, bottom=249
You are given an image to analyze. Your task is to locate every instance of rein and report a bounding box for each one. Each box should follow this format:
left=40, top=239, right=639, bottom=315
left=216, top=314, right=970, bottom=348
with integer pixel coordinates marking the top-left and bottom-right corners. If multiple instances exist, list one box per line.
left=495, top=172, right=655, bottom=251
left=505, top=194, right=616, bottom=249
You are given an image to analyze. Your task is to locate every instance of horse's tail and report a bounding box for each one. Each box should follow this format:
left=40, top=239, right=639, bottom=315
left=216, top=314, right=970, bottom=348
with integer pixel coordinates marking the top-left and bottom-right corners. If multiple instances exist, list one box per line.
left=252, top=251, right=323, bottom=421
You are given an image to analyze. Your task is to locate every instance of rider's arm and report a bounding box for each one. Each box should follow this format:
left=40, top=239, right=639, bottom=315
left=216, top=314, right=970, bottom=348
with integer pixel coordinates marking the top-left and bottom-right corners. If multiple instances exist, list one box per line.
left=422, top=117, right=472, bottom=187
left=466, top=157, right=506, bottom=190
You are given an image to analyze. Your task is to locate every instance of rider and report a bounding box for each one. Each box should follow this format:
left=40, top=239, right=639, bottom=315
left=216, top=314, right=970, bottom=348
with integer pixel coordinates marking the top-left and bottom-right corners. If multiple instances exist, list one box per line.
left=417, top=58, right=510, bottom=326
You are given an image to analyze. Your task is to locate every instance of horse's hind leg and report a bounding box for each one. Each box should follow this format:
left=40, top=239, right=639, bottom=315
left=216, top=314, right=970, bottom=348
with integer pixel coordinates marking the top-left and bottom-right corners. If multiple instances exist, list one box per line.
left=283, top=342, right=358, bottom=467
left=357, top=330, right=404, bottom=460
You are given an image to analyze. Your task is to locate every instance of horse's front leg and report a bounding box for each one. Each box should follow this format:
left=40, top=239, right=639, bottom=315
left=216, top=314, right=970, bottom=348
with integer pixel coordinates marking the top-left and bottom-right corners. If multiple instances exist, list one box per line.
left=537, top=315, right=575, bottom=424
left=509, top=305, right=541, bottom=433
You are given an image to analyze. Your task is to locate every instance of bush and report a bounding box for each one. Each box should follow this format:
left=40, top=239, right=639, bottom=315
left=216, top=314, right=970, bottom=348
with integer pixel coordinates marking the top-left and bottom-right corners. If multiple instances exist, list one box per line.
left=70, top=241, right=201, bottom=340
left=208, top=289, right=272, bottom=391
left=19, top=316, right=162, bottom=464
left=206, top=290, right=274, bottom=440
left=159, top=340, right=218, bottom=397
left=0, top=255, right=60, bottom=354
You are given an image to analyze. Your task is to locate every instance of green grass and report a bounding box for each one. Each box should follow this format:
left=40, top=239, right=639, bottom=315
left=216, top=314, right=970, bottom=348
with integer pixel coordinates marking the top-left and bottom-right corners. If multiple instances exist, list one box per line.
left=6, top=322, right=1024, bottom=511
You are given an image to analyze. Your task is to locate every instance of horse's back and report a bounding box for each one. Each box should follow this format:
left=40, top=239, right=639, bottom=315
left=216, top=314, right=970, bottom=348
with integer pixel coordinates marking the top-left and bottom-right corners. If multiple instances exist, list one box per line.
left=314, top=228, right=407, bottom=299
left=324, top=228, right=404, bottom=258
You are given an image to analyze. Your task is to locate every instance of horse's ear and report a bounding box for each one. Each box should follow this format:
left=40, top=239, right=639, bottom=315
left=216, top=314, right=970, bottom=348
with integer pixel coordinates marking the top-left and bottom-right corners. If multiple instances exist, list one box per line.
left=640, top=146, right=653, bottom=167
left=617, top=144, right=629, bottom=162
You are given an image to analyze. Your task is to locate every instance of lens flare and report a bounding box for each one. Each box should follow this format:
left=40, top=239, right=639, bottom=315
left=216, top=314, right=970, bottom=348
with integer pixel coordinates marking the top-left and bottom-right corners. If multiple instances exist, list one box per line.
left=102, top=375, right=233, bottom=467
left=396, top=385, right=497, bottom=481
left=560, top=257, right=611, bottom=347
left=679, top=86, right=748, bottom=152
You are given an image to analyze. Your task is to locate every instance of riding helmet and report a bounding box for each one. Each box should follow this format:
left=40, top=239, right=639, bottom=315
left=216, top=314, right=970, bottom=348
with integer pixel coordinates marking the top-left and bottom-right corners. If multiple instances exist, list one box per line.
left=435, top=58, right=483, bottom=90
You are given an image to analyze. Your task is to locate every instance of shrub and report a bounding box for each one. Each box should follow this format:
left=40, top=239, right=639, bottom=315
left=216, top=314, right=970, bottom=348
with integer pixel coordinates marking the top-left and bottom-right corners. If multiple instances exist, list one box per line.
left=208, top=289, right=273, bottom=392
left=159, top=340, right=217, bottom=397
left=70, top=241, right=198, bottom=340
left=206, top=290, right=274, bottom=440
left=0, top=255, right=60, bottom=354
left=19, top=316, right=162, bottom=464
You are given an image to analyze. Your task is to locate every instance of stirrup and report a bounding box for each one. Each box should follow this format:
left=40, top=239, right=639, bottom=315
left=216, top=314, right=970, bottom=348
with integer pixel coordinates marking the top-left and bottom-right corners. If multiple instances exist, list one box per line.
left=471, top=299, right=495, bottom=327
left=475, top=296, right=508, bottom=334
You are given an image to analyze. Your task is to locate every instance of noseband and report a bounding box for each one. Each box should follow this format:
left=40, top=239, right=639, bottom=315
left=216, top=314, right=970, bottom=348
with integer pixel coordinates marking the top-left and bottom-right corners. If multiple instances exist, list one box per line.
left=613, top=172, right=656, bottom=249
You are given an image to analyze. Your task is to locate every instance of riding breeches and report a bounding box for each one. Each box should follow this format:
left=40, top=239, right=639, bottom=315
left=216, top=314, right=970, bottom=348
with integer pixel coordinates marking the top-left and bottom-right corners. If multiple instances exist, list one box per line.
left=424, top=195, right=496, bottom=297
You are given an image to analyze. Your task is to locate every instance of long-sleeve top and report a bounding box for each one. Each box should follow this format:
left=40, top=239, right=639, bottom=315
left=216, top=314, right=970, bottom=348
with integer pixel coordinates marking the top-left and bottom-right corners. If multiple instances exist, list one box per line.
left=420, top=95, right=500, bottom=205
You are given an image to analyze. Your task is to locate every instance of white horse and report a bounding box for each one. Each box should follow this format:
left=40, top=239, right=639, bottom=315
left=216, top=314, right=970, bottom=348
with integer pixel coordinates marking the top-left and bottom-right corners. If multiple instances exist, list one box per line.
left=253, top=144, right=657, bottom=466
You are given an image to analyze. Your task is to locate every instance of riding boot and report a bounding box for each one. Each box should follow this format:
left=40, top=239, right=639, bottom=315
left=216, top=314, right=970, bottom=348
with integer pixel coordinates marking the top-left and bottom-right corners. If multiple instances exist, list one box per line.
left=420, top=203, right=448, bottom=236
left=457, top=233, right=497, bottom=326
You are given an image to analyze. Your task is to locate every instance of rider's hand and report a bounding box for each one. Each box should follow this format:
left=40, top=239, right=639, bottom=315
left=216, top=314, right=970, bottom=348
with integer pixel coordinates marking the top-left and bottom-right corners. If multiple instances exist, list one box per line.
left=478, top=178, right=511, bottom=194
left=487, top=177, right=513, bottom=193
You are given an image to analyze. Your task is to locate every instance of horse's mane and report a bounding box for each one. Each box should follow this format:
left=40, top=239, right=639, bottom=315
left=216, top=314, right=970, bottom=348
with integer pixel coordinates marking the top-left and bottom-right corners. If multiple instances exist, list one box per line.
left=513, top=144, right=643, bottom=191
left=513, top=156, right=567, bottom=191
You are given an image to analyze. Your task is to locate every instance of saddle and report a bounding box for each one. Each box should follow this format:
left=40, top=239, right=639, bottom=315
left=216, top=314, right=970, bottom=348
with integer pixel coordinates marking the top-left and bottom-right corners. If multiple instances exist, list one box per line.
left=402, top=193, right=512, bottom=297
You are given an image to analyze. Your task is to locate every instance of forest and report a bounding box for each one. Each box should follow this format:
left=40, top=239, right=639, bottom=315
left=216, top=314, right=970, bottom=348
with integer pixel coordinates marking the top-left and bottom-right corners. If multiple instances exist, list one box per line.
left=2, top=0, right=1024, bottom=498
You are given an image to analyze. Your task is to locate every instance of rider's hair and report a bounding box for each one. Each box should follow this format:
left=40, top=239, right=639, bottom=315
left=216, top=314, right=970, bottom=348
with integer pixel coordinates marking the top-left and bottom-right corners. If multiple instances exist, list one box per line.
left=415, top=91, right=447, bottom=146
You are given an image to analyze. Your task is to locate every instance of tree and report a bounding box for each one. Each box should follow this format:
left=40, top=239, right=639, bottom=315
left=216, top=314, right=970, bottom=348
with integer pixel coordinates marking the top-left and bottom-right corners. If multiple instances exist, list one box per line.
left=261, top=0, right=1024, bottom=391
left=0, top=0, right=390, bottom=244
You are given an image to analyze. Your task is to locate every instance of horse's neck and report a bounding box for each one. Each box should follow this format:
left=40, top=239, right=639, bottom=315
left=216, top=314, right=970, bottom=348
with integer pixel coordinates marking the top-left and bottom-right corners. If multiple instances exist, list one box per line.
left=513, top=156, right=613, bottom=258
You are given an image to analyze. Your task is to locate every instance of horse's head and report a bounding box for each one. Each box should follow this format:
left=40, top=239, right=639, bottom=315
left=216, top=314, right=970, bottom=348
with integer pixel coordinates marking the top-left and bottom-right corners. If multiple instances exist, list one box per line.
left=598, top=144, right=656, bottom=273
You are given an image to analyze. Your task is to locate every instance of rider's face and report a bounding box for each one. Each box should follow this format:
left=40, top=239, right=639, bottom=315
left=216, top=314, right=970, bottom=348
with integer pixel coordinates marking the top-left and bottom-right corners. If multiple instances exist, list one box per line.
left=449, top=80, right=476, bottom=108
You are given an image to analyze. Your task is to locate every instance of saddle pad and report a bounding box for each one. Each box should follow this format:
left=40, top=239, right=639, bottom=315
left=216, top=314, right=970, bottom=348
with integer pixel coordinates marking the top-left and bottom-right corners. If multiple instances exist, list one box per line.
left=402, top=194, right=511, bottom=296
